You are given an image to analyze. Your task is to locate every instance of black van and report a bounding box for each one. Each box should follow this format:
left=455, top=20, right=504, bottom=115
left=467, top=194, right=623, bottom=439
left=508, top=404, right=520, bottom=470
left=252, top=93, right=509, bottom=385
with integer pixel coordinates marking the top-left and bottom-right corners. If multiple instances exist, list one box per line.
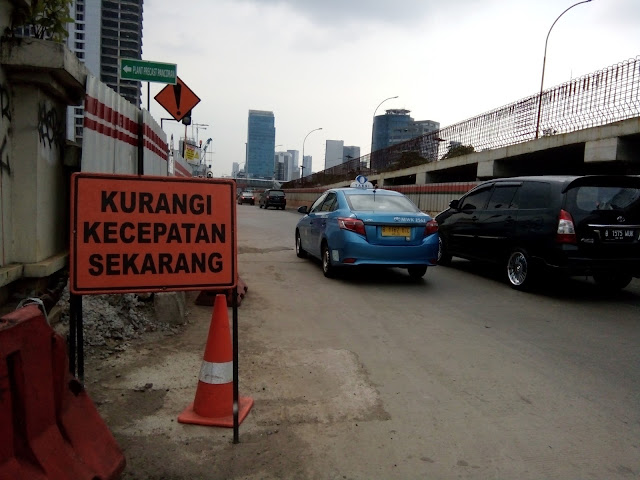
left=259, top=189, right=286, bottom=210
left=436, top=175, right=640, bottom=290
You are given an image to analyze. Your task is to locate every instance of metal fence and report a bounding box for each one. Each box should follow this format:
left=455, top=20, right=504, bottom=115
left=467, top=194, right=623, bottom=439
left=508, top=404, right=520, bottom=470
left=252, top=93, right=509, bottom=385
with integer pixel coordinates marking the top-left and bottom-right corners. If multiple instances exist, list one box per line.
left=288, top=55, right=640, bottom=188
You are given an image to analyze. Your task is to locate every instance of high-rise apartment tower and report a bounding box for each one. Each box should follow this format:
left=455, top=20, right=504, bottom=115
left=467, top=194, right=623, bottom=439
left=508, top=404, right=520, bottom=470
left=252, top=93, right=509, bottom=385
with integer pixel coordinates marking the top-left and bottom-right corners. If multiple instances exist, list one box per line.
left=66, top=0, right=144, bottom=141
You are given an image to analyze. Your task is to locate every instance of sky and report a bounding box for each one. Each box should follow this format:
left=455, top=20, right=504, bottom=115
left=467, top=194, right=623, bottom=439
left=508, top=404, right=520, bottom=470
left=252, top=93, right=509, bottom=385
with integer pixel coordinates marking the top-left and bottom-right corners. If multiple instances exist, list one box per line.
left=140, top=0, right=640, bottom=178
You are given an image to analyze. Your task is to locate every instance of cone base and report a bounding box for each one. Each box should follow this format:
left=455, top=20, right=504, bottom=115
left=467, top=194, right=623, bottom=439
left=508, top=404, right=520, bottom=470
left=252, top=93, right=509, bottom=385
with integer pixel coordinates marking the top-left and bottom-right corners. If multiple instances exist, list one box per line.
left=177, top=397, right=254, bottom=428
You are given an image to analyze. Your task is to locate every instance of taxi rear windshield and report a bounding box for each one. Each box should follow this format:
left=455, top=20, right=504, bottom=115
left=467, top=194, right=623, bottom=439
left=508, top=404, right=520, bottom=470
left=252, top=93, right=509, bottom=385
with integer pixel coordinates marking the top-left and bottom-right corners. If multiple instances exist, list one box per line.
left=346, top=194, right=419, bottom=212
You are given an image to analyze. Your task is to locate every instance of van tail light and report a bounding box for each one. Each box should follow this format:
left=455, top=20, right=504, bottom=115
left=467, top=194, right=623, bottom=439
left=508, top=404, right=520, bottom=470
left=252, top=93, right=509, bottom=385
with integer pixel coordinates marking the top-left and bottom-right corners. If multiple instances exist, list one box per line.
left=338, top=217, right=366, bottom=236
left=556, top=209, right=577, bottom=244
left=424, top=219, right=438, bottom=237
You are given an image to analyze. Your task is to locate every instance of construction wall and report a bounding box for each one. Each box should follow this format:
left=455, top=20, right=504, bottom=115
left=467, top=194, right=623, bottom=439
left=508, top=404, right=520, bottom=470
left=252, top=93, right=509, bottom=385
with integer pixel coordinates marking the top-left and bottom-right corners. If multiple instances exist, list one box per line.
left=0, top=39, right=13, bottom=276
left=82, top=74, right=168, bottom=176
left=0, top=35, right=86, bottom=290
left=0, top=12, right=175, bottom=296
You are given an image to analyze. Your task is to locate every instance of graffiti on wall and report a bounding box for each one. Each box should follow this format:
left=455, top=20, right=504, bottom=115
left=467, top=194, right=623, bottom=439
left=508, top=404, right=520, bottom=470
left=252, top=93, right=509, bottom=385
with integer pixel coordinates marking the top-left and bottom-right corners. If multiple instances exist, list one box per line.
left=38, top=102, right=63, bottom=149
left=0, top=83, right=9, bottom=122
left=0, top=82, right=10, bottom=174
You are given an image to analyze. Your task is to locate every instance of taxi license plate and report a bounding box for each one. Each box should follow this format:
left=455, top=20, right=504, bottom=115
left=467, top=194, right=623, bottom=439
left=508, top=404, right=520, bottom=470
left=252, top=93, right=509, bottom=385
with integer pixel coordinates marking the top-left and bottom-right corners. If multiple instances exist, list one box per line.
left=603, top=228, right=635, bottom=241
left=382, top=226, right=411, bottom=237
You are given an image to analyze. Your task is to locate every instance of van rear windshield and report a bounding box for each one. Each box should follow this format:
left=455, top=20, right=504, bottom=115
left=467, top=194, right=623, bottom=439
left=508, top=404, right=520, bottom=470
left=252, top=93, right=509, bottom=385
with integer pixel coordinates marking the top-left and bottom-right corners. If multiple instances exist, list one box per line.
left=567, top=186, right=640, bottom=212
left=269, top=191, right=285, bottom=197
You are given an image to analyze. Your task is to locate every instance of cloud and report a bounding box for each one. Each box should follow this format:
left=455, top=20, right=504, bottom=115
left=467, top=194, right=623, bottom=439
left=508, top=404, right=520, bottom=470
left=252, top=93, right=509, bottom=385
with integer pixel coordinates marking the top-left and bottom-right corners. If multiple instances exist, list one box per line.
left=236, top=0, right=443, bottom=25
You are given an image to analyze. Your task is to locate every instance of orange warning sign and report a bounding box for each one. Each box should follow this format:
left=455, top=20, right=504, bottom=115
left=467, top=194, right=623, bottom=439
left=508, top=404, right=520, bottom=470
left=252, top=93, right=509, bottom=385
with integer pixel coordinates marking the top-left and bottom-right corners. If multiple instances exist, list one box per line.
left=70, top=173, right=237, bottom=295
left=154, top=76, right=201, bottom=121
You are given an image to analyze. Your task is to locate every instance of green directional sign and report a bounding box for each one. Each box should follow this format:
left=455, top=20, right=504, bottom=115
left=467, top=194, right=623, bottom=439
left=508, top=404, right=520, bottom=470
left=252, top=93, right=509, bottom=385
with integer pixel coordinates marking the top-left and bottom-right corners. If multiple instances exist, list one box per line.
left=119, top=59, right=177, bottom=84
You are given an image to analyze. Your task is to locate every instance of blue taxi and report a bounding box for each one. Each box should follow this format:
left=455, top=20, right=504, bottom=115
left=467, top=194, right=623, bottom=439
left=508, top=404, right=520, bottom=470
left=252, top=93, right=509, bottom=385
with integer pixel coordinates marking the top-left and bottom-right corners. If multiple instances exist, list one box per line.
left=295, top=177, right=439, bottom=279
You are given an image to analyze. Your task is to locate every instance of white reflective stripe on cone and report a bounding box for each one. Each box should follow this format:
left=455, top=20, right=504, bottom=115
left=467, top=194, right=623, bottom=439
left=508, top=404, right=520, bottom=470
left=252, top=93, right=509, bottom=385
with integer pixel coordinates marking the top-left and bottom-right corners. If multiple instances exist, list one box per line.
left=199, top=360, right=233, bottom=384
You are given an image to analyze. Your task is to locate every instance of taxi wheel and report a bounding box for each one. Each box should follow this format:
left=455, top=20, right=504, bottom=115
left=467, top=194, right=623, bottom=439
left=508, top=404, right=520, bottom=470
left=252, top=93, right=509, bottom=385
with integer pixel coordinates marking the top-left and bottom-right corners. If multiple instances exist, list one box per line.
left=408, top=266, right=427, bottom=279
left=322, top=243, right=335, bottom=278
left=295, top=231, right=307, bottom=258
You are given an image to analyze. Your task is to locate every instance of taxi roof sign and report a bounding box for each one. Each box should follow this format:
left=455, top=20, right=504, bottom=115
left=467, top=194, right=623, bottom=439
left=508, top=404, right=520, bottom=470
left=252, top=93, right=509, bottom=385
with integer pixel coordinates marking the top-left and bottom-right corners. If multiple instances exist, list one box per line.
left=350, top=175, right=374, bottom=189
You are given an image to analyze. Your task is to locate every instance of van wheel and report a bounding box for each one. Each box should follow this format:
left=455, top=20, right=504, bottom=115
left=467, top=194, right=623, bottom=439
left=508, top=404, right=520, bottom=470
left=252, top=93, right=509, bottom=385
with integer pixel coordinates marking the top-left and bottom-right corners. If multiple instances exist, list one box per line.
left=438, top=237, right=452, bottom=266
left=295, top=231, right=307, bottom=258
left=408, top=266, right=427, bottom=279
left=322, top=243, right=335, bottom=278
left=593, top=272, right=632, bottom=290
left=506, top=248, right=534, bottom=290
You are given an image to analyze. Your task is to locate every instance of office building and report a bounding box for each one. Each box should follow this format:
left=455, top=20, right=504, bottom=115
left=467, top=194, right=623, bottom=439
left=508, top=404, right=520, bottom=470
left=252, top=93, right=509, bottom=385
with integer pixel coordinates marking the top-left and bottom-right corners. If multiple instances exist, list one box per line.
left=302, top=155, right=312, bottom=178
left=65, top=0, right=144, bottom=142
left=247, top=110, right=276, bottom=179
left=343, top=146, right=361, bottom=163
left=274, top=151, right=292, bottom=181
left=372, top=109, right=439, bottom=152
left=324, top=140, right=344, bottom=169
left=287, top=150, right=299, bottom=181
left=231, top=162, right=240, bottom=178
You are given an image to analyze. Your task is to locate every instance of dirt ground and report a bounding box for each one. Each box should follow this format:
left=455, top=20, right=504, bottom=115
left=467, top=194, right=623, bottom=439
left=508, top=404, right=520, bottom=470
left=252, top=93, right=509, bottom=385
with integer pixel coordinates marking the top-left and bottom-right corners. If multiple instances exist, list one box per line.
left=82, top=289, right=385, bottom=480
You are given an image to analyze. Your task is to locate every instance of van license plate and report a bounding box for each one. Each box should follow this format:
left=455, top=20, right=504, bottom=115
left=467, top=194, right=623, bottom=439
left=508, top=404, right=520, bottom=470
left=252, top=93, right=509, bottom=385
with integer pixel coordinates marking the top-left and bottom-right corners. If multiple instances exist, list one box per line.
left=603, top=228, right=635, bottom=241
left=382, top=226, right=411, bottom=237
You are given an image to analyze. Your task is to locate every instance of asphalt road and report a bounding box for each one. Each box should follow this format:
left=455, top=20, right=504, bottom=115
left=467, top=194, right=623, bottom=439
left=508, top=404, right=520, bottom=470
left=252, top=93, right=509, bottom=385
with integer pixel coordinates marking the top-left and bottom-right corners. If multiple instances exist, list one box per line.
left=95, top=203, right=640, bottom=480
left=234, top=204, right=640, bottom=479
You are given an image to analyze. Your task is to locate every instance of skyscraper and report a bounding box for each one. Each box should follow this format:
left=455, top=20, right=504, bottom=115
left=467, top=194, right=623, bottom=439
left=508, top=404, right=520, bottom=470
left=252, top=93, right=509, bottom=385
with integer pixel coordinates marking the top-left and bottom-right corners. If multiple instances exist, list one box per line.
left=274, top=151, right=292, bottom=181
left=65, top=0, right=144, bottom=142
left=247, top=110, right=276, bottom=179
left=302, top=155, right=312, bottom=178
left=287, top=150, right=299, bottom=181
left=324, top=140, right=344, bottom=170
left=343, top=146, right=361, bottom=162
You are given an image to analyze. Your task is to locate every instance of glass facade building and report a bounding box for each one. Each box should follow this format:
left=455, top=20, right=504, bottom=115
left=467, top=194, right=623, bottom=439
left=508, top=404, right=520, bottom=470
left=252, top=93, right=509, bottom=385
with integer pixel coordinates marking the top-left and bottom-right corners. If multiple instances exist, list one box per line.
left=247, top=110, right=276, bottom=179
left=371, top=109, right=439, bottom=152
left=372, top=109, right=411, bottom=152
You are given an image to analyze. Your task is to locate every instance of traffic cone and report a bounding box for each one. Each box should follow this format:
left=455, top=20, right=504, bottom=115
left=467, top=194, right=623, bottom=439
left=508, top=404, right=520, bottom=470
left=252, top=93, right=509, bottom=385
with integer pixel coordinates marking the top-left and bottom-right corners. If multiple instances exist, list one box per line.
left=178, top=294, right=253, bottom=427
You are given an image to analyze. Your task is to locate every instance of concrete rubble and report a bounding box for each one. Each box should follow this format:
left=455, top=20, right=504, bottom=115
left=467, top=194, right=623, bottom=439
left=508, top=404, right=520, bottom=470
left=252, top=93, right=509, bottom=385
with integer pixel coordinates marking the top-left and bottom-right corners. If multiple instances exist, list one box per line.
left=54, top=285, right=188, bottom=359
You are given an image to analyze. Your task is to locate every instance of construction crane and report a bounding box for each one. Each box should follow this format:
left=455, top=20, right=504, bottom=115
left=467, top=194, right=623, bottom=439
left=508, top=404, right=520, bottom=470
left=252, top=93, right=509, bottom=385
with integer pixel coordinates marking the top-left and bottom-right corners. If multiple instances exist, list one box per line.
left=192, top=123, right=209, bottom=144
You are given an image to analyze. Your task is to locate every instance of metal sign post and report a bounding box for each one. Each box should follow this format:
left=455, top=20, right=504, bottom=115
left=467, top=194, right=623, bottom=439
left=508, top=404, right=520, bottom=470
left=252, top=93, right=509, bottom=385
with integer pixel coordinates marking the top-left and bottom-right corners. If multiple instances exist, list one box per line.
left=119, top=58, right=178, bottom=111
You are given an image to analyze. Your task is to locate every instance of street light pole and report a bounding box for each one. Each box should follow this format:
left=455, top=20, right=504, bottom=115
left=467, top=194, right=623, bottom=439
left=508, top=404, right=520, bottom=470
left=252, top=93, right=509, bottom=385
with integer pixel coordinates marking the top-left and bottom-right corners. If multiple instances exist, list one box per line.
left=371, top=96, right=398, bottom=153
left=301, top=127, right=322, bottom=179
left=535, top=0, right=591, bottom=139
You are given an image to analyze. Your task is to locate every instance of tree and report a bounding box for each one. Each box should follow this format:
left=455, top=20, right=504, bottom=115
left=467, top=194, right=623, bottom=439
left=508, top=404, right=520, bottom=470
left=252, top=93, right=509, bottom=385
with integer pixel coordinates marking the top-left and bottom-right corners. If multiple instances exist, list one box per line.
left=442, top=144, right=475, bottom=159
left=8, top=0, right=73, bottom=43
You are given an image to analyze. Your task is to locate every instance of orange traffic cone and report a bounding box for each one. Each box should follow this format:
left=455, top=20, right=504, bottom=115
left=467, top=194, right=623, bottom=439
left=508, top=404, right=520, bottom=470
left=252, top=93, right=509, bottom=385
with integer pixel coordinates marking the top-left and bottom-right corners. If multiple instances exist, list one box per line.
left=178, top=294, right=253, bottom=427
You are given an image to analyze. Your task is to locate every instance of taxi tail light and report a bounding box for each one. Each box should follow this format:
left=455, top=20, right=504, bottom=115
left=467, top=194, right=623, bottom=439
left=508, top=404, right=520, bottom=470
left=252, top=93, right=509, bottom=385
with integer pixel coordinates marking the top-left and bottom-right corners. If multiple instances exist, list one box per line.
left=338, top=217, right=366, bottom=236
left=424, top=219, right=438, bottom=237
left=556, top=209, right=577, bottom=244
